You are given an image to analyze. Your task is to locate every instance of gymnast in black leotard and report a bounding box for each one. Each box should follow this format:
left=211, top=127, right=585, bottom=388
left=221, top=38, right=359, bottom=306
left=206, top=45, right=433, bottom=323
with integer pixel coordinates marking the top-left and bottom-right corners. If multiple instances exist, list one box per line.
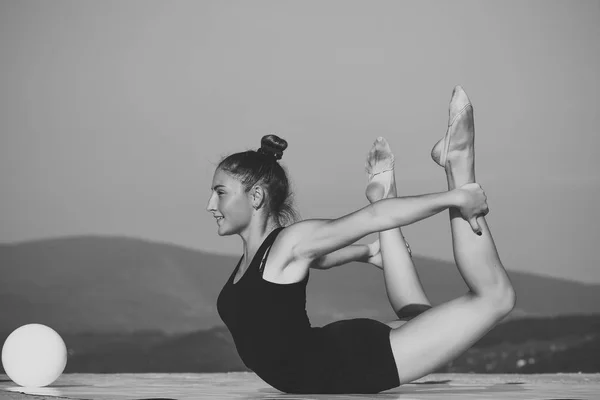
left=208, top=86, right=515, bottom=394
left=217, top=226, right=399, bottom=393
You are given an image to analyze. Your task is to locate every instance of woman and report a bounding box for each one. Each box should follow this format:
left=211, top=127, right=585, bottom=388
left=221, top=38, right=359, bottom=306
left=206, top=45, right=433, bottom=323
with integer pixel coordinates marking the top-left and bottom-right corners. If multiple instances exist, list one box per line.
left=208, top=86, right=515, bottom=394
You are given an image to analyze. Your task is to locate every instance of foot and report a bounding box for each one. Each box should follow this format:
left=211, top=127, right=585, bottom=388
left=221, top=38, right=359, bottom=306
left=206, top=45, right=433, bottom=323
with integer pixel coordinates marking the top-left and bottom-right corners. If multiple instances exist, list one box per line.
left=365, top=137, right=396, bottom=203
left=431, top=86, right=475, bottom=175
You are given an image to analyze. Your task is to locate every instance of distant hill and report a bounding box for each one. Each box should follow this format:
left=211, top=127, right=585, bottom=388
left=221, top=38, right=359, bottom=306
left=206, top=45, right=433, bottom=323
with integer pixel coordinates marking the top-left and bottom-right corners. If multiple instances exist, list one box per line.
left=1, top=235, right=599, bottom=334
left=57, top=327, right=246, bottom=373
left=446, top=315, right=600, bottom=373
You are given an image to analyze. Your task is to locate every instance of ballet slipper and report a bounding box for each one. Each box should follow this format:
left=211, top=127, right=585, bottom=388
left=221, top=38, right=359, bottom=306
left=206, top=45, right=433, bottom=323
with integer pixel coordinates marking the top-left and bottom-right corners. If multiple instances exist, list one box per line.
left=431, top=85, right=474, bottom=169
left=365, top=137, right=395, bottom=203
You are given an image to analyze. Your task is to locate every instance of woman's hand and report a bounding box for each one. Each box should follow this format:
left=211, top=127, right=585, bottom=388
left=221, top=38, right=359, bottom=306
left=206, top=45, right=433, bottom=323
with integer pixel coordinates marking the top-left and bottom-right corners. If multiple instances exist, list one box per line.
left=366, top=236, right=412, bottom=270
left=455, top=183, right=489, bottom=235
left=366, top=239, right=383, bottom=269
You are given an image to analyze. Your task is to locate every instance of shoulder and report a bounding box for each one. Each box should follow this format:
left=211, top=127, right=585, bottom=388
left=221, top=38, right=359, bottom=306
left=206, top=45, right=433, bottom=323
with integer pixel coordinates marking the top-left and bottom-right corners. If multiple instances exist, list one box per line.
left=263, top=221, right=327, bottom=282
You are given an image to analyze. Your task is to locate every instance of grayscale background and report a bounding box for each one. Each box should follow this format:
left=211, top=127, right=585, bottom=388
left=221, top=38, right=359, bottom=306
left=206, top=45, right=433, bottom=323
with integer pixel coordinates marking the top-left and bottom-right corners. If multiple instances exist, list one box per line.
left=2, top=0, right=598, bottom=282
left=1, top=3, right=600, bottom=375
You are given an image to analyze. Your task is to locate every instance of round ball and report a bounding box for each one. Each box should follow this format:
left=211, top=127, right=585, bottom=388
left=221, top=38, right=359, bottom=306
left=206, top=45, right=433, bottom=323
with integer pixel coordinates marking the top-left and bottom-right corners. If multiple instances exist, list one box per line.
left=1, top=324, right=67, bottom=387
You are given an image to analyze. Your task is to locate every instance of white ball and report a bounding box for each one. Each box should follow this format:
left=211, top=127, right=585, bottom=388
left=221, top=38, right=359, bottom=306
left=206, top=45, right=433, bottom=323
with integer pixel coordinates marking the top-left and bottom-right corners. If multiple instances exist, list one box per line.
left=1, top=324, right=67, bottom=387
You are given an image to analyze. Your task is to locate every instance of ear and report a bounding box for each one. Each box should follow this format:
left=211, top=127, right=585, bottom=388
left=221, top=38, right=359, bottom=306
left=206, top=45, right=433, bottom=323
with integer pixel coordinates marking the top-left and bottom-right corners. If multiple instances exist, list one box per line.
left=250, top=185, right=267, bottom=210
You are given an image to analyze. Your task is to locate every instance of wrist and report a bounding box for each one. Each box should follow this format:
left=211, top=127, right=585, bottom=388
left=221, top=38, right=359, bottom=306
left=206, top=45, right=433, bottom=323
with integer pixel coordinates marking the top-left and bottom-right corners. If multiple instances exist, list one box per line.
left=446, top=189, right=462, bottom=208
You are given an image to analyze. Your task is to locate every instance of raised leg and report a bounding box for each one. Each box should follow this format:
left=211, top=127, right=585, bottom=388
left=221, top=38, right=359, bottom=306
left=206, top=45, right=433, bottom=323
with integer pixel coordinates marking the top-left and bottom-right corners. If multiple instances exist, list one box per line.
left=365, top=138, right=431, bottom=322
left=388, top=86, right=516, bottom=384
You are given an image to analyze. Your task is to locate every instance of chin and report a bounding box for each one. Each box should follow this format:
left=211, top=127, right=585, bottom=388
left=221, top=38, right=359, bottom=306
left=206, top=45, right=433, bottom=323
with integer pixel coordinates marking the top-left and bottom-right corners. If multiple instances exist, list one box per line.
left=217, top=225, right=236, bottom=236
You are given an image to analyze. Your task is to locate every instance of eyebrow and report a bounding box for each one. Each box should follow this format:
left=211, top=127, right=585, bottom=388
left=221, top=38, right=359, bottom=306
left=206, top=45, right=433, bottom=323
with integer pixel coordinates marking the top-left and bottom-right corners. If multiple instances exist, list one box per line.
left=211, top=184, right=226, bottom=191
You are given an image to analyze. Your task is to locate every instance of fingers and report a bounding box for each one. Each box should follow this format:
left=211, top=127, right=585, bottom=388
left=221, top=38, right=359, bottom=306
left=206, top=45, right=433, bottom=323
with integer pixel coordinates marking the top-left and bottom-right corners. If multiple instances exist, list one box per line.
left=469, top=217, right=482, bottom=236
left=368, top=239, right=380, bottom=257
left=458, top=182, right=489, bottom=235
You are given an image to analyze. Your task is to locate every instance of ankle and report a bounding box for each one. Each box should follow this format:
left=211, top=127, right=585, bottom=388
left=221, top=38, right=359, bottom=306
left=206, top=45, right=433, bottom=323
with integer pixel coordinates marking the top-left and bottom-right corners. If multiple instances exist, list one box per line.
left=366, top=182, right=386, bottom=203
left=446, top=159, right=475, bottom=189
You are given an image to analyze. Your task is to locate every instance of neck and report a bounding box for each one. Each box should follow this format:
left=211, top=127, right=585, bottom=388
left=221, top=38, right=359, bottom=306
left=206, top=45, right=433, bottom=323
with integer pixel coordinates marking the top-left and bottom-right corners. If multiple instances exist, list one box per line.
left=239, top=218, right=280, bottom=266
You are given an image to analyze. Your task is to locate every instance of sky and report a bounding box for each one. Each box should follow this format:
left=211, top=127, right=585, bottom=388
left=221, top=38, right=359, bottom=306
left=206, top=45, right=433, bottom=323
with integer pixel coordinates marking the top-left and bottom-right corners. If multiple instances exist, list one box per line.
left=1, top=0, right=599, bottom=284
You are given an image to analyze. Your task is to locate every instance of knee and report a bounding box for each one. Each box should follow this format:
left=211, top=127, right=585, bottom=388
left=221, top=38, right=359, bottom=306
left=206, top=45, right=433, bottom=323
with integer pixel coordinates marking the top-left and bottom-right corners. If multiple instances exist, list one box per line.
left=499, top=284, right=516, bottom=315
left=485, top=282, right=516, bottom=317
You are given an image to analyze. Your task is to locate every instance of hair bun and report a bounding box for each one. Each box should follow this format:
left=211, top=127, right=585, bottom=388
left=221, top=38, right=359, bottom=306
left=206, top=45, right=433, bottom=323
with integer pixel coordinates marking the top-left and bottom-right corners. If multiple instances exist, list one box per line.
left=259, top=134, right=288, bottom=161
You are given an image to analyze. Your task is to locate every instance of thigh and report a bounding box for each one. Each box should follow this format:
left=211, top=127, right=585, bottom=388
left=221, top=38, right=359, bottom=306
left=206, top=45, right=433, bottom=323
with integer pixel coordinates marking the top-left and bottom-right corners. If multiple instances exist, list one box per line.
left=389, top=295, right=504, bottom=384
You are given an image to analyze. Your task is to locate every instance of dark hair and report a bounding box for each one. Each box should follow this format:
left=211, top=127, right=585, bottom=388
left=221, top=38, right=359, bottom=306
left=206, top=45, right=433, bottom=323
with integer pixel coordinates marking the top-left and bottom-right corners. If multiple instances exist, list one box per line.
left=217, top=134, right=300, bottom=226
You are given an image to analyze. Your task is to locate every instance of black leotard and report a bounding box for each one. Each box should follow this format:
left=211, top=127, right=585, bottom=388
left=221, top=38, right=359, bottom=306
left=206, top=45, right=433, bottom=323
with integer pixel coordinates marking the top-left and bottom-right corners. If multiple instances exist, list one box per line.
left=217, top=227, right=400, bottom=394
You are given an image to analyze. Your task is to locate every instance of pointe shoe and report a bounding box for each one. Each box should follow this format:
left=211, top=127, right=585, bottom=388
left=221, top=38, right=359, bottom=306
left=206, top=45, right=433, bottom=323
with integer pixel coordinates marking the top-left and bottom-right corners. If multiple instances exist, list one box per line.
left=365, top=137, right=395, bottom=202
left=431, top=85, right=474, bottom=168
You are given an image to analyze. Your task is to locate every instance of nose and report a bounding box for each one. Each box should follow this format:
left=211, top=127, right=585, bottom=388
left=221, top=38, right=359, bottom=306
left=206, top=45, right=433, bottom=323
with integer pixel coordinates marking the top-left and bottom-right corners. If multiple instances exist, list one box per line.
left=206, top=192, right=217, bottom=213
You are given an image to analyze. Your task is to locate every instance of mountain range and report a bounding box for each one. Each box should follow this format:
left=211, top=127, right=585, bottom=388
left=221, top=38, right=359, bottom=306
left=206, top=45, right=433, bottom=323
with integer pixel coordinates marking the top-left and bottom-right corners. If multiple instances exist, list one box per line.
left=1, top=235, right=599, bottom=334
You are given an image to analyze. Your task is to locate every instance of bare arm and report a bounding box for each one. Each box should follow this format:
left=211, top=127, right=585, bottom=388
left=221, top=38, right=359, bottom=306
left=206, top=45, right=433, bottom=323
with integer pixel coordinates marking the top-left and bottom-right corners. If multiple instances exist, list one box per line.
left=291, top=184, right=487, bottom=263
left=312, top=236, right=411, bottom=270
left=311, top=243, right=372, bottom=269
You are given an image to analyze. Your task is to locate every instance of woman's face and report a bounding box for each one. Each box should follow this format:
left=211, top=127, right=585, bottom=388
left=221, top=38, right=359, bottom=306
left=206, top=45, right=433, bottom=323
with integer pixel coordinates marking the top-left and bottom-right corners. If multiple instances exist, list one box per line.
left=206, top=169, right=253, bottom=236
